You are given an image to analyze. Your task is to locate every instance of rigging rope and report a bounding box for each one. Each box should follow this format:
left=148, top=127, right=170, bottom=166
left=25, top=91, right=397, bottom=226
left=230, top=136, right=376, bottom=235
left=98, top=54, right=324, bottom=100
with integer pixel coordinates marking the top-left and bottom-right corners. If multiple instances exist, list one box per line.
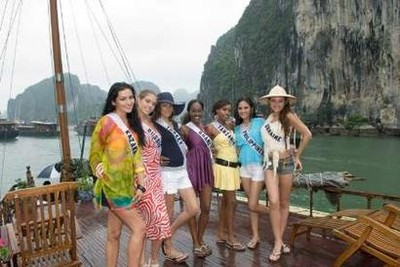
left=83, top=0, right=110, bottom=85
left=97, top=0, right=139, bottom=87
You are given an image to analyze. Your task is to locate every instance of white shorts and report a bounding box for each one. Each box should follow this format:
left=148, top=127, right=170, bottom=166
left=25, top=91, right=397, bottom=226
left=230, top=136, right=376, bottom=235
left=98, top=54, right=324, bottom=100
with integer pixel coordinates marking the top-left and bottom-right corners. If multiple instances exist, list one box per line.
left=161, top=167, right=193, bottom=194
left=240, top=164, right=264, bottom=182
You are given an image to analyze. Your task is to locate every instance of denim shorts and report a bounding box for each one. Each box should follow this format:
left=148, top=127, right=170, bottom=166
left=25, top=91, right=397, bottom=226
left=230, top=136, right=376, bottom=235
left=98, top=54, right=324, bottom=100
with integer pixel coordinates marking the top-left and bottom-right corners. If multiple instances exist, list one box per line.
left=267, top=157, right=295, bottom=176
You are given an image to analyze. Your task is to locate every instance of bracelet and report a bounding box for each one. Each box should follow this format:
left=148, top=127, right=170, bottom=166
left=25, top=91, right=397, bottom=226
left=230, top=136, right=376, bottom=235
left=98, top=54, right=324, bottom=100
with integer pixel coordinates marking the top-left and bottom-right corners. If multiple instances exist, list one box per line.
left=137, top=184, right=146, bottom=193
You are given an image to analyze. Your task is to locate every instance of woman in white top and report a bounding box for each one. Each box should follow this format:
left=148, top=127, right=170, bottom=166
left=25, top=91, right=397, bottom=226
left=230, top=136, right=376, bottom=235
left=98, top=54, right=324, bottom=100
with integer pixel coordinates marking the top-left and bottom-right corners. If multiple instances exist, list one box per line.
left=259, top=85, right=312, bottom=262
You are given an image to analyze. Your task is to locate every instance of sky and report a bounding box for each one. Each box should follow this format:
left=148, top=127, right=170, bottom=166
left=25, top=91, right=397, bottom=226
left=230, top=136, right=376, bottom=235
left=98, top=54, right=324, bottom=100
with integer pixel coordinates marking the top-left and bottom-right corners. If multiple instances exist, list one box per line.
left=0, top=0, right=250, bottom=112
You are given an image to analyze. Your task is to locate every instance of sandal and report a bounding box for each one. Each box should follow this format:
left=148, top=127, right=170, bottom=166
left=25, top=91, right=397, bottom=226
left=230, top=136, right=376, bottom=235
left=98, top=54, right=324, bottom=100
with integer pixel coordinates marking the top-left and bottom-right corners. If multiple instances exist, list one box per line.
left=201, top=243, right=212, bottom=256
left=246, top=239, right=260, bottom=250
left=282, top=243, right=291, bottom=254
left=165, top=250, right=188, bottom=264
left=225, top=241, right=246, bottom=251
left=193, top=246, right=207, bottom=258
left=216, top=239, right=226, bottom=245
left=269, top=249, right=282, bottom=262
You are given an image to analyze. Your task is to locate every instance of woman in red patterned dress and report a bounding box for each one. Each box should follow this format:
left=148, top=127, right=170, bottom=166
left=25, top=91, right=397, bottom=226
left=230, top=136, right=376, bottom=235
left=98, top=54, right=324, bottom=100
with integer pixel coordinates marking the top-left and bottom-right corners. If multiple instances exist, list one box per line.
left=137, top=90, right=183, bottom=267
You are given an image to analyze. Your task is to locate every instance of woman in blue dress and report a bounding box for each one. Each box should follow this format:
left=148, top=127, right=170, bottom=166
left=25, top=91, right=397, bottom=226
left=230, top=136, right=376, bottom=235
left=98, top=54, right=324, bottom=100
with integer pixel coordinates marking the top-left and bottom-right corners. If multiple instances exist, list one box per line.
left=234, top=97, right=268, bottom=250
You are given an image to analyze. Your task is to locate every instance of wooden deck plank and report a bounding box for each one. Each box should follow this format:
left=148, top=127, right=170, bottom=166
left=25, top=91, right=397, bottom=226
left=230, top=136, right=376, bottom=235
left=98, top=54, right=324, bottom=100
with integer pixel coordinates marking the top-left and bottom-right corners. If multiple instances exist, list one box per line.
left=76, top=195, right=383, bottom=267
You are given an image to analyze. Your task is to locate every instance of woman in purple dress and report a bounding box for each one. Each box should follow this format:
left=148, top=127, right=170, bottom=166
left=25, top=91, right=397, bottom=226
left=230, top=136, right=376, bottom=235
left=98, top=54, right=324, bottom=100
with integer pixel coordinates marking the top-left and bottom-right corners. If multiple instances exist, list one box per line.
left=181, top=99, right=214, bottom=258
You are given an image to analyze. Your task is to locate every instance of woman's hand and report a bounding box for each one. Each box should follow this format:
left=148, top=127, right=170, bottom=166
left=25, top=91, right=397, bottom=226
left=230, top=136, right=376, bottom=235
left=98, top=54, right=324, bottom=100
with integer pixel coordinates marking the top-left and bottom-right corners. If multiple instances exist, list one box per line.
left=160, top=155, right=170, bottom=166
left=295, top=156, right=303, bottom=171
left=95, top=163, right=104, bottom=178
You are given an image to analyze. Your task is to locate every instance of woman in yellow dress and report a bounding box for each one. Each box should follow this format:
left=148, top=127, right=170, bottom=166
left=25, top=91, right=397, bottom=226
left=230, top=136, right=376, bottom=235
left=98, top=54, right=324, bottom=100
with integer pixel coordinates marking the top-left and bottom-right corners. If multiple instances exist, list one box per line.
left=90, top=82, right=146, bottom=267
left=205, top=99, right=245, bottom=251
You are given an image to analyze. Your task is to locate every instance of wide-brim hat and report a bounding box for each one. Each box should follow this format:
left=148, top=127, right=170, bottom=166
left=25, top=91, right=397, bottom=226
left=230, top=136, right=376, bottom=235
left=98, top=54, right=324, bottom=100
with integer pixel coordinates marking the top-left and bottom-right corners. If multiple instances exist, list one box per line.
left=157, top=92, right=185, bottom=115
left=259, top=85, right=296, bottom=105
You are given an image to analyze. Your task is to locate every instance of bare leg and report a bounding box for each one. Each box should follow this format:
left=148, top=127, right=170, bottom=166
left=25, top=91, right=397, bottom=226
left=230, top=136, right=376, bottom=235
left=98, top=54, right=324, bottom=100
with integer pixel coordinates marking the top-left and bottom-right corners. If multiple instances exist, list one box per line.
left=241, top=177, right=259, bottom=244
left=223, top=190, right=237, bottom=243
left=112, top=208, right=146, bottom=267
left=170, top=187, right=199, bottom=234
left=106, top=211, right=123, bottom=267
left=197, top=185, right=212, bottom=245
left=188, top=213, right=200, bottom=247
left=216, top=192, right=227, bottom=240
left=278, top=174, right=293, bottom=237
left=150, top=240, right=161, bottom=265
left=265, top=170, right=283, bottom=254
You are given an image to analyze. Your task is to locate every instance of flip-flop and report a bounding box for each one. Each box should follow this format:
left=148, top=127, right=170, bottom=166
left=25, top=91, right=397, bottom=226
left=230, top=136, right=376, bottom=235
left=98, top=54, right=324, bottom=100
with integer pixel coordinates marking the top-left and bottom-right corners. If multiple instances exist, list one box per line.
left=201, top=244, right=212, bottom=256
left=193, top=246, right=207, bottom=258
left=269, top=249, right=282, bottom=262
left=282, top=243, right=291, bottom=254
left=225, top=241, right=246, bottom=251
left=165, top=251, right=188, bottom=264
left=246, top=239, right=260, bottom=250
left=216, top=239, right=226, bottom=245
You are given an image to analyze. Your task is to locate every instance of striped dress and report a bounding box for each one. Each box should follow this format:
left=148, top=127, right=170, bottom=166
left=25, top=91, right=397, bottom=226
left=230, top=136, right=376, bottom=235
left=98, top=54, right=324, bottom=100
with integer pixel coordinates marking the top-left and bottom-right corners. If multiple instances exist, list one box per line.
left=138, top=122, right=172, bottom=240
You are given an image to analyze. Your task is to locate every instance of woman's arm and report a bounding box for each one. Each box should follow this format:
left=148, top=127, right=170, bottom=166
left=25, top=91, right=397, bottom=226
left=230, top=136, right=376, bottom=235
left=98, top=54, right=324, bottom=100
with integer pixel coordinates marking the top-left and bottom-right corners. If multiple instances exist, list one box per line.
left=287, top=112, right=312, bottom=170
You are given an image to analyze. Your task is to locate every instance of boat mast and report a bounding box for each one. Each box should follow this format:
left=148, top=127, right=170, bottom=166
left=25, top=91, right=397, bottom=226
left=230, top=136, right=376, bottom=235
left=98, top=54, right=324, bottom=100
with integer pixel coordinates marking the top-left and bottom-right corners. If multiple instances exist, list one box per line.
left=49, top=0, right=72, bottom=182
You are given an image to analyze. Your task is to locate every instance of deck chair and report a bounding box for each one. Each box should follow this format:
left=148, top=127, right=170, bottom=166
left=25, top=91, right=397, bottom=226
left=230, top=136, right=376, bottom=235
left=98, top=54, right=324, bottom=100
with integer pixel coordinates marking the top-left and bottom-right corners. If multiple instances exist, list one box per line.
left=333, top=203, right=400, bottom=267
left=290, top=208, right=375, bottom=246
left=3, top=182, right=81, bottom=267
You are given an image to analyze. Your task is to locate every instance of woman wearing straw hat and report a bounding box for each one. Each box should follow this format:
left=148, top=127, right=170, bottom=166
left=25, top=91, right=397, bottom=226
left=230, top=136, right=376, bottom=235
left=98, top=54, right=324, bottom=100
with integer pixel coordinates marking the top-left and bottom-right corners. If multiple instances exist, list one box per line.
left=153, top=92, right=199, bottom=263
left=259, top=85, right=312, bottom=262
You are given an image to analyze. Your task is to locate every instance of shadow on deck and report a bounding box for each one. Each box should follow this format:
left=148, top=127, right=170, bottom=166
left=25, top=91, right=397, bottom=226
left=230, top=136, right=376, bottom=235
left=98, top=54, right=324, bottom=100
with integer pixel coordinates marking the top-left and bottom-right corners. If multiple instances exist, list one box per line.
left=76, top=195, right=382, bottom=267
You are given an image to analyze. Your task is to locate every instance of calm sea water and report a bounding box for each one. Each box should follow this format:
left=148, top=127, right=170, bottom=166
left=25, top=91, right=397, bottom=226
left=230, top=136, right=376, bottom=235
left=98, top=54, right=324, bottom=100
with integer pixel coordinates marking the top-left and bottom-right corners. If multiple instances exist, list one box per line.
left=1, top=132, right=399, bottom=212
left=0, top=128, right=91, bottom=196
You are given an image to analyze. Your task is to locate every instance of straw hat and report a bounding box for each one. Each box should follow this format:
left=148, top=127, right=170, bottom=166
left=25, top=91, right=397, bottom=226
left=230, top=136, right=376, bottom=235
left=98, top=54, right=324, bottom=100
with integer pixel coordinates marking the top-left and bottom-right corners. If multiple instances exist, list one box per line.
left=259, top=85, right=296, bottom=105
left=157, top=92, right=185, bottom=115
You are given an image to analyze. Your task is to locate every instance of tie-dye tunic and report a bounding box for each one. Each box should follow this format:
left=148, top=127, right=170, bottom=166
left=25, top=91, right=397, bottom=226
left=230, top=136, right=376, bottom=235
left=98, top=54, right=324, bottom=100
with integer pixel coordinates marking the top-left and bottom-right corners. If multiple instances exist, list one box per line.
left=89, top=115, right=144, bottom=210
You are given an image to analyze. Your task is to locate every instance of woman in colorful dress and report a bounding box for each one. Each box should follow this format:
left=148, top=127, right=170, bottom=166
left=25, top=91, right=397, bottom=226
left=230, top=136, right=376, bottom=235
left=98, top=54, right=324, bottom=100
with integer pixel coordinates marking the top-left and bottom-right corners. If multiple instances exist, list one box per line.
left=153, top=92, right=199, bottom=263
left=205, top=99, right=245, bottom=251
left=89, top=82, right=146, bottom=267
left=259, top=85, right=312, bottom=262
left=137, top=89, right=175, bottom=267
left=234, top=97, right=267, bottom=250
left=180, top=99, right=214, bottom=258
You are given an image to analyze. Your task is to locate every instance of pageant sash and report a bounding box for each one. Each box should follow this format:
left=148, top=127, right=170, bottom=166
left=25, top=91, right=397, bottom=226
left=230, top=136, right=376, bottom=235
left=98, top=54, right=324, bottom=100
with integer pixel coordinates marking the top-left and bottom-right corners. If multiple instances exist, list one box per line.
left=186, top=122, right=213, bottom=158
left=142, top=122, right=162, bottom=150
left=107, top=113, right=138, bottom=155
left=156, top=118, right=188, bottom=155
left=212, top=121, right=235, bottom=146
left=242, top=127, right=263, bottom=156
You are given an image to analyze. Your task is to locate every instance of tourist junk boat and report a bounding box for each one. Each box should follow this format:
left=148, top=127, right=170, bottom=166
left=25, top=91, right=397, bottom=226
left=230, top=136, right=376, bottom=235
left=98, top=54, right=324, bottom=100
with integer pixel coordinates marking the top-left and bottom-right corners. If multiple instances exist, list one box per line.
left=0, top=119, right=19, bottom=140
left=0, top=2, right=399, bottom=267
left=17, top=121, right=58, bottom=137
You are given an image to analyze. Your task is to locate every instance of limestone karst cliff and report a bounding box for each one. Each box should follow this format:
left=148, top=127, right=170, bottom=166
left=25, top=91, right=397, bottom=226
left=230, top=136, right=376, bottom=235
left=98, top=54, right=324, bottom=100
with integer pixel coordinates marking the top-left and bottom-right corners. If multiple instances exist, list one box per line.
left=199, top=0, right=400, bottom=133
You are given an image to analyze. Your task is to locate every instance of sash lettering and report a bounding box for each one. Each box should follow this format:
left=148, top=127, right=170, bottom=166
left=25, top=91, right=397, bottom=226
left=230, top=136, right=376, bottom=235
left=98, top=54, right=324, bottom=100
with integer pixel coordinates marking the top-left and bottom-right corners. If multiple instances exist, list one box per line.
left=107, top=113, right=138, bottom=155
left=242, top=127, right=263, bottom=156
left=264, top=123, right=283, bottom=143
left=212, top=121, right=236, bottom=146
left=142, top=122, right=161, bottom=150
left=156, top=118, right=188, bottom=155
left=186, top=122, right=213, bottom=158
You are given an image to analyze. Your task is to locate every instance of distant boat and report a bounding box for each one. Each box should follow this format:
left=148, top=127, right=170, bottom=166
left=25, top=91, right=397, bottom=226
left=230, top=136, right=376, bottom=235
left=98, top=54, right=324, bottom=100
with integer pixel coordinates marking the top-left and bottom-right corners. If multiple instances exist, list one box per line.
left=17, top=121, right=58, bottom=137
left=0, top=119, right=19, bottom=140
left=74, top=118, right=98, bottom=136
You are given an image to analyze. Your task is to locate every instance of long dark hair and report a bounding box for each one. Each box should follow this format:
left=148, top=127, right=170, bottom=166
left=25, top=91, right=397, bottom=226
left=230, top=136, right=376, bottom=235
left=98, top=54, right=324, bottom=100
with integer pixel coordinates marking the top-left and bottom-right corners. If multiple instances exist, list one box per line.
left=102, top=82, right=145, bottom=145
left=234, top=97, right=256, bottom=125
left=181, top=99, right=204, bottom=125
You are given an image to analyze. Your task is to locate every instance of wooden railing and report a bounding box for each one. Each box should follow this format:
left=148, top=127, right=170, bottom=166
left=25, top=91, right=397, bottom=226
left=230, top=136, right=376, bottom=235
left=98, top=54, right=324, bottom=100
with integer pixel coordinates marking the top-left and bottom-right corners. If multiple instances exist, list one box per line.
left=307, top=187, right=400, bottom=217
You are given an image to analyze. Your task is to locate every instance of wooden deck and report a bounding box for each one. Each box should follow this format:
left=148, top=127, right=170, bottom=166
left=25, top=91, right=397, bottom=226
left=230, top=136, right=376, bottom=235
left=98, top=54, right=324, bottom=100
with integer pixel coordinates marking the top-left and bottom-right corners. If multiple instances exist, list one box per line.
left=76, top=195, right=383, bottom=267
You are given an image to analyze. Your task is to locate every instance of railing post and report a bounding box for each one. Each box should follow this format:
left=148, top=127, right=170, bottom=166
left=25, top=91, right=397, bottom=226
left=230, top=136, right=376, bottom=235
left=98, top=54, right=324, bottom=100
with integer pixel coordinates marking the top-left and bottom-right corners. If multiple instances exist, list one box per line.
left=309, top=189, right=313, bottom=217
left=367, top=197, right=372, bottom=209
